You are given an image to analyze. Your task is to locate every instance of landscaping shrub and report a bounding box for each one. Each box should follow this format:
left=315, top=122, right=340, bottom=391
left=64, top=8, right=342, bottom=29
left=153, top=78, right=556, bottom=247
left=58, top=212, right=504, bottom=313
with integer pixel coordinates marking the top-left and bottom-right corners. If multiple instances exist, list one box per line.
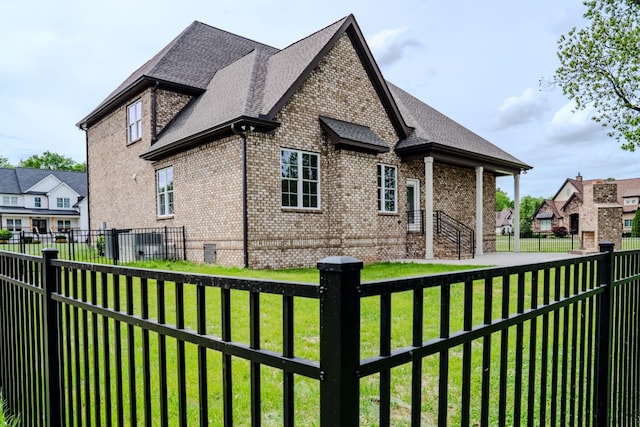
left=0, top=230, right=12, bottom=242
left=551, top=226, right=569, bottom=237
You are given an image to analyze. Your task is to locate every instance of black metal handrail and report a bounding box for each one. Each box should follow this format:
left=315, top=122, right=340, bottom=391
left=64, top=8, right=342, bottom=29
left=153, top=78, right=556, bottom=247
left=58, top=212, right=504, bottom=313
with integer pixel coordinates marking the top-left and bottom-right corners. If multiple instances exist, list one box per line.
left=434, top=210, right=475, bottom=259
left=405, top=210, right=425, bottom=233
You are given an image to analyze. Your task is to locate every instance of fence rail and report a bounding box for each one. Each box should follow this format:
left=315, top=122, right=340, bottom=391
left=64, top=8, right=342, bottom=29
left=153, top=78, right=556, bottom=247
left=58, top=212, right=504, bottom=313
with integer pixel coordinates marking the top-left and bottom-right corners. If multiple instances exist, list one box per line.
left=0, top=243, right=639, bottom=425
left=0, top=226, right=186, bottom=264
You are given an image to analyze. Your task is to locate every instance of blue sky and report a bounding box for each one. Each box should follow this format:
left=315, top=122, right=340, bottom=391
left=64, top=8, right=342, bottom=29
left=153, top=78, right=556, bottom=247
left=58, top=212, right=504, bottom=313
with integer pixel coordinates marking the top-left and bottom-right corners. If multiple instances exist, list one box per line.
left=2, top=0, right=638, bottom=200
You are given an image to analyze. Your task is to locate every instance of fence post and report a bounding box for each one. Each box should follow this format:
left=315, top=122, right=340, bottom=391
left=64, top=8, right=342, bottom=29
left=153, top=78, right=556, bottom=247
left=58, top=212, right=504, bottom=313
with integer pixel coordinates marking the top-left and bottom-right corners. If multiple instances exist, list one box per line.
left=42, top=248, right=62, bottom=426
left=111, top=228, right=119, bottom=265
left=317, top=256, right=363, bottom=427
left=594, top=241, right=614, bottom=427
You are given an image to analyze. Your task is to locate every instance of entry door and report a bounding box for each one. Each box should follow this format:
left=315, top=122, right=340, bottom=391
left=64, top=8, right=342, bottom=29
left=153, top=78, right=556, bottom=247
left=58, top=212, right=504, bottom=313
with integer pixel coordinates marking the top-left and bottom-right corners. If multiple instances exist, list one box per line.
left=406, top=179, right=421, bottom=232
left=32, top=219, right=47, bottom=234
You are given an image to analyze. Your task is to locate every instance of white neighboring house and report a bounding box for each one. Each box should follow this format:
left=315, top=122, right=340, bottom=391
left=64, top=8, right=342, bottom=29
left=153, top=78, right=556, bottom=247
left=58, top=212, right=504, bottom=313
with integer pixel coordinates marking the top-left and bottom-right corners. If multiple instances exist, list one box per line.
left=495, top=207, right=514, bottom=235
left=0, top=168, right=88, bottom=239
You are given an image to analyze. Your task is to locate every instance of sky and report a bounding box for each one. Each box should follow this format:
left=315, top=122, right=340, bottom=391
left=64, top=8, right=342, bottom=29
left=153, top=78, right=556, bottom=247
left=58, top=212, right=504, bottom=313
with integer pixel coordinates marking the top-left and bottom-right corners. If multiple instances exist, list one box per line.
left=2, top=0, right=638, bottom=200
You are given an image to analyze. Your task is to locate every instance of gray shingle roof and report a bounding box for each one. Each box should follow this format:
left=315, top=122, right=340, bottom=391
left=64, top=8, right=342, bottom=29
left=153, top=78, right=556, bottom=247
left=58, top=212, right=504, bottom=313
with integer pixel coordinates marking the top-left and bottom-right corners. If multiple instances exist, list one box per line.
left=78, top=21, right=280, bottom=128
left=319, top=116, right=389, bottom=153
left=0, top=168, right=87, bottom=197
left=83, top=14, right=530, bottom=174
left=389, top=83, right=531, bottom=173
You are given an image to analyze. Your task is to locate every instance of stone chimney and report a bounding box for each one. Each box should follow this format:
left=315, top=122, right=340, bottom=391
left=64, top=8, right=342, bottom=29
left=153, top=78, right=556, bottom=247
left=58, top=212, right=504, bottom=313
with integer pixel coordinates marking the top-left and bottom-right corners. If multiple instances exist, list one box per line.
left=576, top=173, right=582, bottom=182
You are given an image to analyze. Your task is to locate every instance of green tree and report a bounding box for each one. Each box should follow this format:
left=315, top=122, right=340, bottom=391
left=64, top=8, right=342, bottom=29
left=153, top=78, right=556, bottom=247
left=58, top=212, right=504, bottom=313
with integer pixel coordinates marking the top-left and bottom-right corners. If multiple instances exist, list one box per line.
left=0, top=156, right=13, bottom=169
left=632, top=208, right=640, bottom=237
left=551, top=0, right=640, bottom=150
left=519, top=195, right=545, bottom=235
left=496, top=188, right=514, bottom=211
left=18, top=151, right=86, bottom=171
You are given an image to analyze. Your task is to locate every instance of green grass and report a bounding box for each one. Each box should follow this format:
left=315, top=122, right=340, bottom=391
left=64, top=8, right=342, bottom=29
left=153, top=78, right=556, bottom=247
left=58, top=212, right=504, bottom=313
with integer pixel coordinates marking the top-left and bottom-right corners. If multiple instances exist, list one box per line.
left=128, top=259, right=488, bottom=283
left=0, top=397, right=19, bottom=427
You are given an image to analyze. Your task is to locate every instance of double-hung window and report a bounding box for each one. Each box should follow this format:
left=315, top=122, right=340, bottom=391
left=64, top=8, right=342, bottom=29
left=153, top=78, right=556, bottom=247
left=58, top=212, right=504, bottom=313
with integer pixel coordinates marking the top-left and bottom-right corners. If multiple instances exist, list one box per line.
left=6, top=219, right=21, bottom=232
left=377, top=164, right=397, bottom=213
left=57, top=197, right=70, bottom=208
left=127, top=100, right=142, bottom=143
left=2, top=196, right=18, bottom=206
left=281, top=149, right=320, bottom=209
left=57, top=220, right=71, bottom=231
left=157, top=167, right=174, bottom=217
left=34, top=197, right=41, bottom=208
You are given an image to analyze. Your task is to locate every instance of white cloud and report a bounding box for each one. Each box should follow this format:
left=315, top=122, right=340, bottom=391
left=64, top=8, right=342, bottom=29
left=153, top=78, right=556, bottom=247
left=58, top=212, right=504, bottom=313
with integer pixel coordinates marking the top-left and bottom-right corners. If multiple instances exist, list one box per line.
left=368, top=27, right=419, bottom=66
left=545, top=101, right=606, bottom=144
left=492, top=88, right=549, bottom=130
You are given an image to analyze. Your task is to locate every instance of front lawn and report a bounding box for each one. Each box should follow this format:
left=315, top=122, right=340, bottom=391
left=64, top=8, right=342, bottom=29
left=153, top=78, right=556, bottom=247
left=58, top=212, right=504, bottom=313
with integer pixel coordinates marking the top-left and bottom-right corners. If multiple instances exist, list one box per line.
left=128, top=260, right=488, bottom=283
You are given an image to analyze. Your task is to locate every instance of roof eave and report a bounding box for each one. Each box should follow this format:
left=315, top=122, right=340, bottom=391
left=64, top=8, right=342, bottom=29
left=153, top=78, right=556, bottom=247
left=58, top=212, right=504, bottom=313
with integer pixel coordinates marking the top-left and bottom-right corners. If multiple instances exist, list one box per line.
left=395, top=142, right=532, bottom=176
left=77, top=77, right=205, bottom=130
left=140, top=116, right=280, bottom=161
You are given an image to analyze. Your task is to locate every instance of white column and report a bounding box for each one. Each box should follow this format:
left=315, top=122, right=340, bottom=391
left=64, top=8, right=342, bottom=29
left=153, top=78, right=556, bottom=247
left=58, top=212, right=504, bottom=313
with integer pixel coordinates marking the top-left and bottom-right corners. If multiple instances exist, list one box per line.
left=514, top=172, right=521, bottom=253
left=424, top=157, right=434, bottom=259
left=475, top=166, right=484, bottom=256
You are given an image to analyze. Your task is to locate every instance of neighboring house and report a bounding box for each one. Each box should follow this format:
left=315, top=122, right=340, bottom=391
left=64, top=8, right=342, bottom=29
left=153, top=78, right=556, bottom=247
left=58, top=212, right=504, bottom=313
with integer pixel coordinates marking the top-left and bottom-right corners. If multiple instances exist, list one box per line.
left=77, top=15, right=531, bottom=268
left=0, top=168, right=88, bottom=237
left=533, top=174, right=640, bottom=235
left=496, top=207, right=514, bottom=235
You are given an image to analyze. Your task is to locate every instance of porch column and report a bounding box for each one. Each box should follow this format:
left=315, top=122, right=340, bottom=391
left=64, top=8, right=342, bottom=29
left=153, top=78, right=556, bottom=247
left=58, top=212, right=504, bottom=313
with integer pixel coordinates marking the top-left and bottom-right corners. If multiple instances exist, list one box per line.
left=424, top=157, right=434, bottom=259
left=513, top=172, right=521, bottom=253
left=475, top=166, right=484, bottom=256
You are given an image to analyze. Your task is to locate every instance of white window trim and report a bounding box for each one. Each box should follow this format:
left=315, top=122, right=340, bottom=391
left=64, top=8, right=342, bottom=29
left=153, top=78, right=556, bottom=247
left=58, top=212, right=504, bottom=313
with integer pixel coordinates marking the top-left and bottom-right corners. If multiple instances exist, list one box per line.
left=540, top=219, right=552, bottom=231
left=127, top=99, right=142, bottom=143
left=280, top=148, right=321, bottom=210
left=377, top=164, right=397, bottom=213
left=157, top=166, right=174, bottom=217
left=2, top=196, right=18, bottom=206
left=57, top=197, right=71, bottom=209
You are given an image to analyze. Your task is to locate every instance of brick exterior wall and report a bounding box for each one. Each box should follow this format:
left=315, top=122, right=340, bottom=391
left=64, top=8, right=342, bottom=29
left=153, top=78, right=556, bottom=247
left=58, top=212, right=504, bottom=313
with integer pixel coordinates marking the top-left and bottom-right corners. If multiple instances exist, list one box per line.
left=156, top=90, right=192, bottom=134
left=86, top=33, right=500, bottom=268
left=87, top=89, right=158, bottom=230
left=579, top=182, right=622, bottom=250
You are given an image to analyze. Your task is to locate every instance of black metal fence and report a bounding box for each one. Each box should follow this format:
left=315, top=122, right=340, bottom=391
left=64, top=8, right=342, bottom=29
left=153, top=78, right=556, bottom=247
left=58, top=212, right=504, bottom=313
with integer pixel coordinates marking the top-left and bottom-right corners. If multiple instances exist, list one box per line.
left=0, top=227, right=186, bottom=264
left=497, top=233, right=640, bottom=252
left=0, top=243, right=638, bottom=425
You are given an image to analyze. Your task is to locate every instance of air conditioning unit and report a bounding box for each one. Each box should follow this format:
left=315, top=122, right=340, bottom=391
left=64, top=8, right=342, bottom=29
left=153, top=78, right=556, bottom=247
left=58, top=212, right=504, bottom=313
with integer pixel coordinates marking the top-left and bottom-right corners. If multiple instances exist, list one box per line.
left=105, top=230, right=176, bottom=262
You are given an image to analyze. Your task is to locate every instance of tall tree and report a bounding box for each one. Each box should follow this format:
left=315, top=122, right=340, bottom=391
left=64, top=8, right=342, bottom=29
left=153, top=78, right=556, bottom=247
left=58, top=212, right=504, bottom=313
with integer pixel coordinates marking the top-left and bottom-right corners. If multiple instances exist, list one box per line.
left=632, top=208, right=640, bottom=237
left=551, top=0, right=640, bottom=150
left=0, top=156, right=13, bottom=169
left=519, top=195, right=545, bottom=235
left=18, top=151, right=86, bottom=172
left=496, top=188, right=514, bottom=211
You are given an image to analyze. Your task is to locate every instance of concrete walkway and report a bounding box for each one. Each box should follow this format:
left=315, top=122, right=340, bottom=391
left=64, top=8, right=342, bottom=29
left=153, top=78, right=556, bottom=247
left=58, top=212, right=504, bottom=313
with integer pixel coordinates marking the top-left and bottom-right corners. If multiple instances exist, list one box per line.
left=400, top=251, right=586, bottom=267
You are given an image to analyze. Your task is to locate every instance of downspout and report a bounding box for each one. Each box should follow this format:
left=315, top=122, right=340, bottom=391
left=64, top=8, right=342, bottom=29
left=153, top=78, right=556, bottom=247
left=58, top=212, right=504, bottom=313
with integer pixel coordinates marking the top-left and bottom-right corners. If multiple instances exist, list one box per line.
left=231, top=123, right=249, bottom=268
left=151, top=81, right=159, bottom=143
left=82, top=125, right=91, bottom=232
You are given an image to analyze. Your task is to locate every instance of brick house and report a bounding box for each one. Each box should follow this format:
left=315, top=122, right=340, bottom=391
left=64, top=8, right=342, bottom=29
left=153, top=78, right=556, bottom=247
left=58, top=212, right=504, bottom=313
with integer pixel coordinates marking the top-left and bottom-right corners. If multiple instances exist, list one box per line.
left=77, top=15, right=531, bottom=268
left=533, top=174, right=640, bottom=235
left=0, top=167, right=88, bottom=238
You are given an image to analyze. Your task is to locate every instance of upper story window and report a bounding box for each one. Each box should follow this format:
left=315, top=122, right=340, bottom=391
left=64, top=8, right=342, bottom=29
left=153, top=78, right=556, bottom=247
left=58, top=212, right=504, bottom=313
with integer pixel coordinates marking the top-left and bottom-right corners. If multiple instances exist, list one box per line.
left=377, top=164, right=397, bottom=213
left=34, top=197, right=41, bottom=208
left=2, top=196, right=18, bottom=206
left=280, top=149, right=320, bottom=209
left=157, top=167, right=174, bottom=217
left=624, top=198, right=638, bottom=205
left=127, top=99, right=142, bottom=143
left=57, top=197, right=70, bottom=208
